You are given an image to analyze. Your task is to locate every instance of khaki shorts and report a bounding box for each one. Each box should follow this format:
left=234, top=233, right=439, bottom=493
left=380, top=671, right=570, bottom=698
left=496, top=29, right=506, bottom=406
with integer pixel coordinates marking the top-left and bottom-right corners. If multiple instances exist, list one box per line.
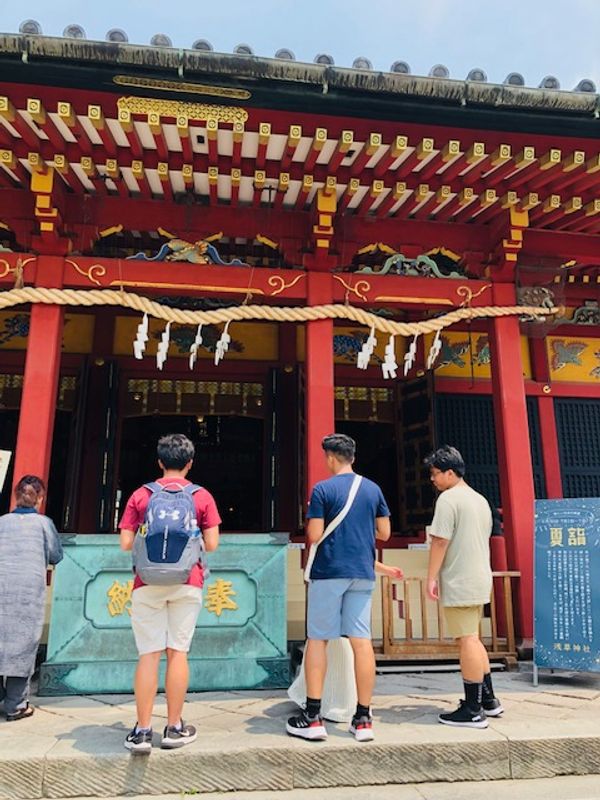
left=131, top=584, right=202, bottom=655
left=444, top=605, right=483, bottom=639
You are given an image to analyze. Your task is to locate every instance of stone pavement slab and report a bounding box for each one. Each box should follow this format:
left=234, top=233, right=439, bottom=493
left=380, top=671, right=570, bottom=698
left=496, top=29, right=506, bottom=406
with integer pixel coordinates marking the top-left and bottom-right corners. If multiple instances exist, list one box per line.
left=66, top=775, right=600, bottom=800
left=1, top=665, right=600, bottom=799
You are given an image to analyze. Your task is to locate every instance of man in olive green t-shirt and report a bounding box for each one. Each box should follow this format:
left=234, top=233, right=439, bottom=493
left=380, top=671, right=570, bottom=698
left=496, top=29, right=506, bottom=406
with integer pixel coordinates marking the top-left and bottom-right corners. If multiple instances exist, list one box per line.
left=425, top=445, right=503, bottom=729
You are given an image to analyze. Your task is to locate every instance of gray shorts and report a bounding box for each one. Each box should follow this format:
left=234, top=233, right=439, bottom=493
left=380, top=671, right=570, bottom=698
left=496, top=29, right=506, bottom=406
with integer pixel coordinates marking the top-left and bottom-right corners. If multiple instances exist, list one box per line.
left=307, top=578, right=375, bottom=640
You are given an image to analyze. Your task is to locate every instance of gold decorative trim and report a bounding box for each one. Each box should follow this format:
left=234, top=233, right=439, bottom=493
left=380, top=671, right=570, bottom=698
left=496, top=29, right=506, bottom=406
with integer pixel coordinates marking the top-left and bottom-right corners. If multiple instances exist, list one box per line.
left=0, top=257, right=35, bottom=280
left=268, top=274, right=306, bottom=297
left=425, top=246, right=462, bottom=262
left=65, top=260, right=107, bottom=287
left=456, top=284, right=492, bottom=307
left=117, top=96, right=248, bottom=125
left=356, top=242, right=396, bottom=256
left=114, top=75, right=251, bottom=101
left=256, top=234, right=280, bottom=250
left=333, top=275, right=371, bottom=301
left=108, top=280, right=265, bottom=295
left=374, top=295, right=453, bottom=305
left=0, top=259, right=16, bottom=279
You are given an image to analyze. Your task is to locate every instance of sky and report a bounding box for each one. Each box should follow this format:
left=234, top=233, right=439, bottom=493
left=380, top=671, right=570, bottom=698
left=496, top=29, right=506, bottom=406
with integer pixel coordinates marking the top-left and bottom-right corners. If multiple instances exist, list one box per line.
left=2, top=1, right=600, bottom=91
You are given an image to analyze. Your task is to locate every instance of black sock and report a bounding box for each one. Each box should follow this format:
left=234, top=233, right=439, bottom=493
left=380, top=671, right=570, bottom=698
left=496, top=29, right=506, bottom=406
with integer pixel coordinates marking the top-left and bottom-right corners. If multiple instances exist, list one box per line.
left=463, top=680, right=482, bottom=710
left=482, top=672, right=495, bottom=700
left=306, top=697, right=321, bottom=717
left=355, top=703, right=370, bottom=718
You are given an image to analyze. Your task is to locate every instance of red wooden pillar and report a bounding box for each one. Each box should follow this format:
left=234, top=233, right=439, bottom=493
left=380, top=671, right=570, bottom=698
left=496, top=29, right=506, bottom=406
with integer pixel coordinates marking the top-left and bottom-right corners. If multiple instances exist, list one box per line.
left=11, top=256, right=65, bottom=507
left=538, top=398, right=563, bottom=498
left=305, top=271, right=335, bottom=492
left=530, top=337, right=563, bottom=499
left=489, top=283, right=535, bottom=640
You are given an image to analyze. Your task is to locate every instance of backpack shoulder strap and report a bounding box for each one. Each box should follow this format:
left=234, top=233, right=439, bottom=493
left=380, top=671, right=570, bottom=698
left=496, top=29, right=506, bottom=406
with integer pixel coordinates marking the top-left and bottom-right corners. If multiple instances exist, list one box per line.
left=303, top=474, right=363, bottom=582
left=144, top=482, right=163, bottom=494
left=183, top=483, right=202, bottom=495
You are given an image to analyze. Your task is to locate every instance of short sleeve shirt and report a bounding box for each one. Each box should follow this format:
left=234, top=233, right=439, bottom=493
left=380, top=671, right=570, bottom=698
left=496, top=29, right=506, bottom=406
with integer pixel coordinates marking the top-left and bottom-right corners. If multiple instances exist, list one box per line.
left=306, top=473, right=390, bottom=580
left=119, top=478, right=221, bottom=590
left=430, top=483, right=492, bottom=606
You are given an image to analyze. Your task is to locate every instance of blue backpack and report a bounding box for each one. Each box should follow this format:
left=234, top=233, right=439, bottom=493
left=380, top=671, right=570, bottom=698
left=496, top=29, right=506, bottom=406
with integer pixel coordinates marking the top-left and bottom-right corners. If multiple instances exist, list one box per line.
left=132, top=482, right=203, bottom=585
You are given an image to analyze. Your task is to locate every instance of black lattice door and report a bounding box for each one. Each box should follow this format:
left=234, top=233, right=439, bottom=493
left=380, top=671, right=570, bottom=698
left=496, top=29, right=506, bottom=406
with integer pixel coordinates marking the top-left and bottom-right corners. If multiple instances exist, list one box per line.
left=396, top=376, right=435, bottom=535
left=556, top=398, right=600, bottom=498
left=434, top=394, right=501, bottom=508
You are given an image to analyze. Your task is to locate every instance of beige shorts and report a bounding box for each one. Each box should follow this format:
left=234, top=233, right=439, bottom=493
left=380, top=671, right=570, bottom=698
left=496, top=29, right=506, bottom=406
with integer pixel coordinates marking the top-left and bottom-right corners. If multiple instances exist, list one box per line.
left=444, top=605, right=483, bottom=639
left=131, top=584, right=202, bottom=655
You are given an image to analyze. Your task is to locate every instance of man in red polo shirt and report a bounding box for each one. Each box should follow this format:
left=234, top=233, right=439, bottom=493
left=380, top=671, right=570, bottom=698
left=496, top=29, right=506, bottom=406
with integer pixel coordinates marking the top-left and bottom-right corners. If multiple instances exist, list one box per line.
left=119, top=433, right=221, bottom=753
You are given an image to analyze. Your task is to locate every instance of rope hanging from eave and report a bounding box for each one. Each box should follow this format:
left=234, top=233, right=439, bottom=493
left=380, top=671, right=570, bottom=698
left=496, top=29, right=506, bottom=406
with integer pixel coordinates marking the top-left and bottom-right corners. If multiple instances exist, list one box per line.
left=0, top=287, right=557, bottom=336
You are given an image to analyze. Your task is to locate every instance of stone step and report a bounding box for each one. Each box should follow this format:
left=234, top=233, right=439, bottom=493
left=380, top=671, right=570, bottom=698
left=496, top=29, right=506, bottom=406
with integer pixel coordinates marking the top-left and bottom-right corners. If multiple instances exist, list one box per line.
left=4, top=730, right=600, bottom=799
left=3, top=668, right=600, bottom=800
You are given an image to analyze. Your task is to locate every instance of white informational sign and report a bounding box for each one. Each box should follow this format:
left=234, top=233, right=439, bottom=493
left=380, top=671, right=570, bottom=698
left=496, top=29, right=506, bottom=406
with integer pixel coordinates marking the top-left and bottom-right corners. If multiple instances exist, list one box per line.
left=0, top=450, right=12, bottom=494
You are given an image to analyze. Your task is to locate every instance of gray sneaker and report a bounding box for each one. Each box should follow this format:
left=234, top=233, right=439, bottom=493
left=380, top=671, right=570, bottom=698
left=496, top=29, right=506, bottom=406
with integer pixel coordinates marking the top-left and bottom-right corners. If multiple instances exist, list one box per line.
left=161, top=720, right=197, bottom=749
left=482, top=697, right=504, bottom=717
left=124, top=725, right=153, bottom=754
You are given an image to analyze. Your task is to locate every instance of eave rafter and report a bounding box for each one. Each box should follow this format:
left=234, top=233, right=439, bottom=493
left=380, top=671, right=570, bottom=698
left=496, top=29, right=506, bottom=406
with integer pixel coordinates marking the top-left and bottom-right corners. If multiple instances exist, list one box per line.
left=1, top=88, right=600, bottom=238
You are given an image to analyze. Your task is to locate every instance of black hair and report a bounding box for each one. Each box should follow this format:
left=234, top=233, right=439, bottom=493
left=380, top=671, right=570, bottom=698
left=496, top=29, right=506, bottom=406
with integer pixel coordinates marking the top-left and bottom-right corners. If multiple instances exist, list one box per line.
left=423, top=445, right=465, bottom=478
left=157, top=433, right=195, bottom=470
left=15, top=474, right=45, bottom=508
left=321, top=433, right=356, bottom=464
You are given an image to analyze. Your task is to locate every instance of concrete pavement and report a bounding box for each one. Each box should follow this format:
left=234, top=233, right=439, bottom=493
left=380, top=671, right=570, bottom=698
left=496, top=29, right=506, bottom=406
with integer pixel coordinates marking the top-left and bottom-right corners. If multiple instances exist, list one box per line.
left=1, top=664, right=600, bottom=799
left=66, top=777, right=600, bottom=800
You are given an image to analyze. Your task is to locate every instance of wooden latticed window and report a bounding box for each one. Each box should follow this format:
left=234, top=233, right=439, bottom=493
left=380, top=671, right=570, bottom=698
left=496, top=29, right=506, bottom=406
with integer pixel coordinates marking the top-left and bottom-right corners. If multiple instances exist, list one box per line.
left=0, top=374, right=77, bottom=411
left=526, top=397, right=547, bottom=499
left=435, top=394, right=501, bottom=508
left=555, top=398, right=600, bottom=498
left=124, top=379, right=264, bottom=417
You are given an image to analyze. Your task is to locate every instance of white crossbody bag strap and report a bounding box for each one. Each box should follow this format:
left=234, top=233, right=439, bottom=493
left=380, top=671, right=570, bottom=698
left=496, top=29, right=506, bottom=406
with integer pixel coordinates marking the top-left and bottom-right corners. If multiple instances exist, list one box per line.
left=304, top=474, right=363, bottom=582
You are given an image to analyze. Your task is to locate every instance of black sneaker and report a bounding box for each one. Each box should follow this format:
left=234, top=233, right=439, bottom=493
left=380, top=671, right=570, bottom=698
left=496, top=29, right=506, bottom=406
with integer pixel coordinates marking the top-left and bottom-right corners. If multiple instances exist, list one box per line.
left=349, top=713, right=374, bottom=742
left=438, top=700, right=488, bottom=729
left=286, top=710, right=327, bottom=741
left=6, top=704, right=35, bottom=722
left=161, top=720, right=197, bottom=749
left=482, top=697, right=504, bottom=717
left=124, top=725, right=153, bottom=754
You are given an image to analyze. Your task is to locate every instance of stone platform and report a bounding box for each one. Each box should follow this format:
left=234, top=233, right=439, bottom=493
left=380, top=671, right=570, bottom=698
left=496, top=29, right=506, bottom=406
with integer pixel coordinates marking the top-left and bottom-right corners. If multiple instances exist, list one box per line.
left=2, top=665, right=600, bottom=800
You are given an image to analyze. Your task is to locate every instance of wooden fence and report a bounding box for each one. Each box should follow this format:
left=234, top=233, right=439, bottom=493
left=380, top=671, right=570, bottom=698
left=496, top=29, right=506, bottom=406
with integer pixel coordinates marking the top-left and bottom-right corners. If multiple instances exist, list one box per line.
left=377, top=571, right=520, bottom=668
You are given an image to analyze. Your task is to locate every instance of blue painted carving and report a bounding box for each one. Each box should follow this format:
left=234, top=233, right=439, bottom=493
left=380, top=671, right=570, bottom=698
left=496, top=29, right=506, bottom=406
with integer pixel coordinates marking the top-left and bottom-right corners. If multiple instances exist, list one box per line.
left=127, top=238, right=245, bottom=265
left=355, top=252, right=464, bottom=279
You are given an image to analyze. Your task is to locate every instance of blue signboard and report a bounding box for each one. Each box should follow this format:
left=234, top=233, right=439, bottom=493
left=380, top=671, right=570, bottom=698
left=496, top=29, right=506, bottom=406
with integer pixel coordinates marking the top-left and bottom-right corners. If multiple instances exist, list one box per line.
left=535, top=498, right=600, bottom=674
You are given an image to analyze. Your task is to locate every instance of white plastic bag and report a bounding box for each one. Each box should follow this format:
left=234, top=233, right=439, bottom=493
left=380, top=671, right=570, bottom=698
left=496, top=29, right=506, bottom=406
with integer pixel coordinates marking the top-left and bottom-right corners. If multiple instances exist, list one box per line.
left=287, top=638, right=357, bottom=723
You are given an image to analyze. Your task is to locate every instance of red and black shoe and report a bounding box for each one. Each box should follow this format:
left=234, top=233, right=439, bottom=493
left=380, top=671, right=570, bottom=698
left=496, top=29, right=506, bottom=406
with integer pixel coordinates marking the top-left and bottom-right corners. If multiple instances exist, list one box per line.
left=349, top=713, right=374, bottom=742
left=286, top=710, right=327, bottom=740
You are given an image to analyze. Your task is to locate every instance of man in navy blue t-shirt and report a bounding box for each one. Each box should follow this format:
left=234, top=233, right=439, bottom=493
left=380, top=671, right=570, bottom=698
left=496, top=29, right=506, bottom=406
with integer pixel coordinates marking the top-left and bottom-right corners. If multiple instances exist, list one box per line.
left=286, top=433, right=391, bottom=742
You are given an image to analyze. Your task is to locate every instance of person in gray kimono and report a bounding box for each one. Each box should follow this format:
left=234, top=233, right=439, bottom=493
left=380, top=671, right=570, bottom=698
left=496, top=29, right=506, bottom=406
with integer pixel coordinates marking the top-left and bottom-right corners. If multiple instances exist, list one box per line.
left=0, top=475, right=63, bottom=721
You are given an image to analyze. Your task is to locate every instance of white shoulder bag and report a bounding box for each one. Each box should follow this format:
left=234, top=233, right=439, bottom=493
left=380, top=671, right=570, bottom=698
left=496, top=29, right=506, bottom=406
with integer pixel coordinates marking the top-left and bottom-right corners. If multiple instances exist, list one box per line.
left=303, top=473, right=363, bottom=582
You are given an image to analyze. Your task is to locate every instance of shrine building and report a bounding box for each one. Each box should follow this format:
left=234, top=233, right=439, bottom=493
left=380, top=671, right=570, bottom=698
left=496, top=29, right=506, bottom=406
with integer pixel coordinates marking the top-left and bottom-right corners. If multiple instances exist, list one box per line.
left=1, top=25, right=600, bottom=656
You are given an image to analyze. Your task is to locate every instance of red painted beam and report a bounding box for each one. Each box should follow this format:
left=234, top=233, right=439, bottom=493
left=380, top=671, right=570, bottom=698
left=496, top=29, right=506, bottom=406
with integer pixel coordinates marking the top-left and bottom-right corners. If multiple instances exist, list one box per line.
left=332, top=274, right=491, bottom=308
left=6, top=110, right=43, bottom=149
left=86, top=105, right=118, bottom=158
left=413, top=186, right=451, bottom=221
left=118, top=111, right=143, bottom=159
left=148, top=117, right=170, bottom=162
left=350, top=134, right=381, bottom=177
left=206, top=119, right=219, bottom=167
left=374, top=183, right=407, bottom=218
left=439, top=143, right=485, bottom=182
left=26, top=100, right=70, bottom=152
left=56, top=104, right=93, bottom=157
left=394, top=185, right=430, bottom=218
